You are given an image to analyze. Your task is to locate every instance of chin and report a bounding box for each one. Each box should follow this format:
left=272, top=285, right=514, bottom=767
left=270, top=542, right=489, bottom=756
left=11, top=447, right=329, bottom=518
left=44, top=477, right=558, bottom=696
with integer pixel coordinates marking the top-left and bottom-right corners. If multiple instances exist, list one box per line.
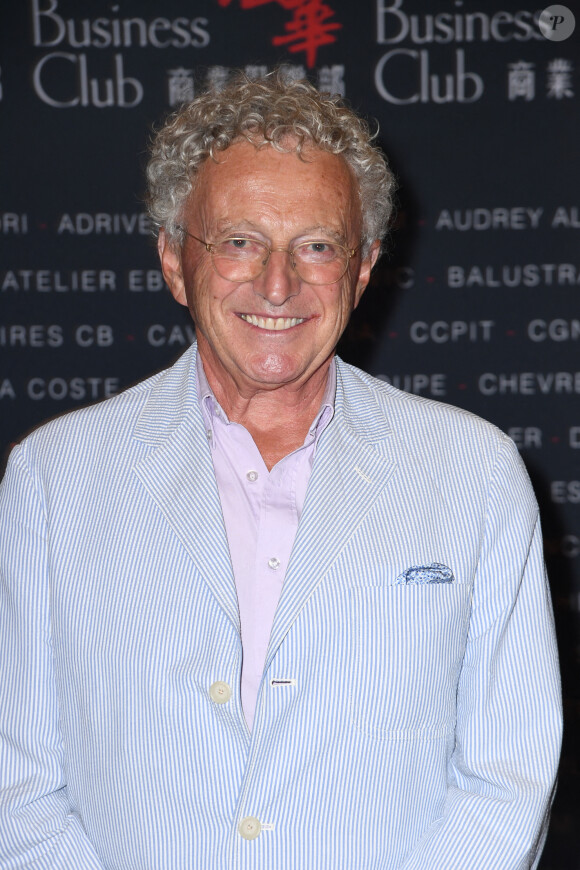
left=245, top=352, right=304, bottom=383
left=248, top=369, right=303, bottom=388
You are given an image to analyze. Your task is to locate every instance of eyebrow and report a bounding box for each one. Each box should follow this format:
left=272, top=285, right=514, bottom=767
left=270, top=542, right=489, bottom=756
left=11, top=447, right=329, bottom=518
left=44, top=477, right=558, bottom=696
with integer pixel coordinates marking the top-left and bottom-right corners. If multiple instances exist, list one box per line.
left=213, top=220, right=347, bottom=243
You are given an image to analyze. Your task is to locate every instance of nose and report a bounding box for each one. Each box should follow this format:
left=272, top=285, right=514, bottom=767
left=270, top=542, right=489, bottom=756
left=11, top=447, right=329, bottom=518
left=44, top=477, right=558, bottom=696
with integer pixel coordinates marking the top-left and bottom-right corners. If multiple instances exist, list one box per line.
left=253, top=249, right=301, bottom=306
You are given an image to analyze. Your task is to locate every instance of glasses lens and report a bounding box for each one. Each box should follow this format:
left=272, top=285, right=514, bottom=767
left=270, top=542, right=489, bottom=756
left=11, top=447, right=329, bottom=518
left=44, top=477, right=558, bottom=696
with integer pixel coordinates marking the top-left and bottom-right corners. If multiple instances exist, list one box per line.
left=212, top=238, right=268, bottom=281
left=293, top=241, right=349, bottom=284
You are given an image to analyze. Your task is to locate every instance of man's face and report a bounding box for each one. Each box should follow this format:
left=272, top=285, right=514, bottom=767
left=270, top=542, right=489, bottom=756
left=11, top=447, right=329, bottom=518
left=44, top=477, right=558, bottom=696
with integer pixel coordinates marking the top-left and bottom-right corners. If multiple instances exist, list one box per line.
left=159, top=139, right=379, bottom=396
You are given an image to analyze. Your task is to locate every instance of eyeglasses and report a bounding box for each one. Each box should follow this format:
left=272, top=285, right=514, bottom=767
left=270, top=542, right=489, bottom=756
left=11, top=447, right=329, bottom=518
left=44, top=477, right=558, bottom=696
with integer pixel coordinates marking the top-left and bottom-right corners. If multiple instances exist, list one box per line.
left=177, top=226, right=360, bottom=285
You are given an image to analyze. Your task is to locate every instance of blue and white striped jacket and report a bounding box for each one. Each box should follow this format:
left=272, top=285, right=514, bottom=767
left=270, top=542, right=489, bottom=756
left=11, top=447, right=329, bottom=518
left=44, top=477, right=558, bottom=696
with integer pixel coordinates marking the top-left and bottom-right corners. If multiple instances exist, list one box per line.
left=0, top=344, right=562, bottom=869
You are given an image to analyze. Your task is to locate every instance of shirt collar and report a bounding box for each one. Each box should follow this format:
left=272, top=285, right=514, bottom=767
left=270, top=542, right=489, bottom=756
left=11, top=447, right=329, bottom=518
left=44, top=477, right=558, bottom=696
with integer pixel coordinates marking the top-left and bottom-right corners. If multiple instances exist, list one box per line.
left=196, top=350, right=336, bottom=448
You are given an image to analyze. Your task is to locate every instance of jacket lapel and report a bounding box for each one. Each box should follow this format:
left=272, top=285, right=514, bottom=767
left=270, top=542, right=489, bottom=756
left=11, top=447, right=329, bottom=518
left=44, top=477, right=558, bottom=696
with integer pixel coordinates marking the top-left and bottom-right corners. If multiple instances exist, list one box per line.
left=130, top=348, right=398, bottom=647
left=132, top=346, right=240, bottom=632
left=265, top=361, right=397, bottom=667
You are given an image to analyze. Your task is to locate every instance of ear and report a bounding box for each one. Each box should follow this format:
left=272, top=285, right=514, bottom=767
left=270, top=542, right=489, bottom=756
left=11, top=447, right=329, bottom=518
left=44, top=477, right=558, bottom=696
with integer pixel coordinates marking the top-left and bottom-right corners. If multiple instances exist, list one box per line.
left=158, top=228, right=187, bottom=306
left=354, top=240, right=381, bottom=308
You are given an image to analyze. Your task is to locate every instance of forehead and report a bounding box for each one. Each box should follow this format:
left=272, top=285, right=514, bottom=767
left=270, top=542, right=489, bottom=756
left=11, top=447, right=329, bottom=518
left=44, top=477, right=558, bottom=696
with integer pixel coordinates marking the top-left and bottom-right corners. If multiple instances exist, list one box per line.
left=188, top=139, right=360, bottom=234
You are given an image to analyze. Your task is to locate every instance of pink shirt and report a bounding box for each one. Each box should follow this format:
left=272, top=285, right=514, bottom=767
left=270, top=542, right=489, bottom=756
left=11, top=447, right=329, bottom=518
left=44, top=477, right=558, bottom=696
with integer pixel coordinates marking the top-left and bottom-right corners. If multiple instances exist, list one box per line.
left=197, top=354, right=335, bottom=730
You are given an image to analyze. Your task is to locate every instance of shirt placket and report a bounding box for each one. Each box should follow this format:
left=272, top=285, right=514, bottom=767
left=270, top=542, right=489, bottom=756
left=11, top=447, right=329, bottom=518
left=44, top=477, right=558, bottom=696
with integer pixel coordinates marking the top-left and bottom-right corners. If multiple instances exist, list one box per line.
left=248, top=463, right=298, bottom=698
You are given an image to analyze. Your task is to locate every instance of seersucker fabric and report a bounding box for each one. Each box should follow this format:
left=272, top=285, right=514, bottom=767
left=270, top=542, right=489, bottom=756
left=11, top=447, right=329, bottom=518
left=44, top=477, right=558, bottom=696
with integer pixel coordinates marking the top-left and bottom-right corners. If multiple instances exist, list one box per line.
left=0, top=342, right=562, bottom=869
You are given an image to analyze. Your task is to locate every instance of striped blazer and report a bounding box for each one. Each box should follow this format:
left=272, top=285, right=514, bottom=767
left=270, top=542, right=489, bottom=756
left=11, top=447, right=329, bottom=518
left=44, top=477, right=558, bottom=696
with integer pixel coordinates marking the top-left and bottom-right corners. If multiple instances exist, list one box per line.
left=0, top=344, right=562, bottom=869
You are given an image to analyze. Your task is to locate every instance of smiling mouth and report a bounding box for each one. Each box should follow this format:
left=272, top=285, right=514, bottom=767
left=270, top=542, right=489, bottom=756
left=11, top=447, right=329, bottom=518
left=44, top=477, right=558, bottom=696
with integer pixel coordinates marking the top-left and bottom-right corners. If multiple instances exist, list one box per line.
left=239, top=314, right=306, bottom=331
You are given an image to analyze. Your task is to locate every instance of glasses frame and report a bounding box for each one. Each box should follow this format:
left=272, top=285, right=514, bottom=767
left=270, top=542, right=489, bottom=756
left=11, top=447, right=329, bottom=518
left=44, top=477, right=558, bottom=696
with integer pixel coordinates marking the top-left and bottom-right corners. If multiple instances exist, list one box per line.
left=177, top=226, right=361, bottom=285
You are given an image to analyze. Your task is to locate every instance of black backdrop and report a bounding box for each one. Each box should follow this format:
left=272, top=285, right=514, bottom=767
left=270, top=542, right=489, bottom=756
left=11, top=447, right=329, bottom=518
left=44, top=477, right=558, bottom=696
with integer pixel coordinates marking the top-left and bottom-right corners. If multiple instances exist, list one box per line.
left=1, top=2, right=578, bottom=865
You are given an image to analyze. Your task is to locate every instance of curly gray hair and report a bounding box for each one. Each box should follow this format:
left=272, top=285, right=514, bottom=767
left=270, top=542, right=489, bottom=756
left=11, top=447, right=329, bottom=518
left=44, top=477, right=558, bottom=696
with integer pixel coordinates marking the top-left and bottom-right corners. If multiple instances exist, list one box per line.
left=146, top=69, right=395, bottom=255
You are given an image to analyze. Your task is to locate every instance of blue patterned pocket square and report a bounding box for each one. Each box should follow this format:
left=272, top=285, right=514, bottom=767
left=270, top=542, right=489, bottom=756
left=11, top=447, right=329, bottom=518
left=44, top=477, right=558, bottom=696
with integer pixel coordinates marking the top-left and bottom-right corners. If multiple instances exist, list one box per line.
left=395, top=562, right=454, bottom=585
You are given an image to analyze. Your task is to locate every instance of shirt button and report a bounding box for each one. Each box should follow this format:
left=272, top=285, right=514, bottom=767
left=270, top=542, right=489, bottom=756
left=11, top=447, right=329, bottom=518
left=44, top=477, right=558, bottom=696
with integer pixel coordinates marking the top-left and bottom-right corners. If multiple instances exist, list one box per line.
left=238, top=816, right=261, bottom=840
left=246, top=470, right=259, bottom=482
left=268, top=557, right=280, bottom=570
left=209, top=681, right=231, bottom=704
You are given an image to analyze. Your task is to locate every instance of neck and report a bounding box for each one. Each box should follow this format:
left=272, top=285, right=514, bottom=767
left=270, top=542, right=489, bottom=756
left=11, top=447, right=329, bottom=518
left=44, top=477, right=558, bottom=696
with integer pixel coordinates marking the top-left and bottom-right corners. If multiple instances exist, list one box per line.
left=198, top=346, right=333, bottom=470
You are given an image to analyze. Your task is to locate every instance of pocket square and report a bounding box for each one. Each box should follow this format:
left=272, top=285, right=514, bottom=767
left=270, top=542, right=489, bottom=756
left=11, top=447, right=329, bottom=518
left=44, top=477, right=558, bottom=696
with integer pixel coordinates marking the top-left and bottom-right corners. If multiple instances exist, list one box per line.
left=395, top=562, right=454, bottom=585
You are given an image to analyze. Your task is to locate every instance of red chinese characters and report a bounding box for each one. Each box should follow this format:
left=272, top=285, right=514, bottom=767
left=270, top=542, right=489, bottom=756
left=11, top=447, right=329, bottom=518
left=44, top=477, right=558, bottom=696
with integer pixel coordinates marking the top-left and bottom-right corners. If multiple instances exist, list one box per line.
left=217, top=0, right=341, bottom=68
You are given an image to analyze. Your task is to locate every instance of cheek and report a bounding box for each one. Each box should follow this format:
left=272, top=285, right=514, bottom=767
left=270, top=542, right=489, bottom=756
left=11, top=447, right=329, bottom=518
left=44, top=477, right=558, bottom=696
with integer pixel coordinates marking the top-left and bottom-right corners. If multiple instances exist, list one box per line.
left=331, top=283, right=356, bottom=320
left=181, top=262, right=212, bottom=307
left=186, top=275, right=239, bottom=327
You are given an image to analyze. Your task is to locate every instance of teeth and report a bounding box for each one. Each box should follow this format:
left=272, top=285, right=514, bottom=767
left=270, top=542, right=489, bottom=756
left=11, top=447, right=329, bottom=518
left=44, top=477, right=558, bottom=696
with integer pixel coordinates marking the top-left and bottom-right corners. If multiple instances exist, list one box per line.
left=240, top=314, right=304, bottom=330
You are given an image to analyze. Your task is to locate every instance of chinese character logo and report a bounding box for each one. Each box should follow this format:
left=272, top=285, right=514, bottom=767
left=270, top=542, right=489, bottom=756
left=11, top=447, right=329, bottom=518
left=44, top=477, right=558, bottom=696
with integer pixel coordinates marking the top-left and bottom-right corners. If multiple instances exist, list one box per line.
left=167, top=68, right=194, bottom=106
left=508, top=61, right=535, bottom=101
left=200, top=63, right=346, bottom=96
left=206, top=65, right=230, bottom=92
left=217, top=0, right=342, bottom=69
left=317, top=64, right=345, bottom=96
left=546, top=58, right=574, bottom=98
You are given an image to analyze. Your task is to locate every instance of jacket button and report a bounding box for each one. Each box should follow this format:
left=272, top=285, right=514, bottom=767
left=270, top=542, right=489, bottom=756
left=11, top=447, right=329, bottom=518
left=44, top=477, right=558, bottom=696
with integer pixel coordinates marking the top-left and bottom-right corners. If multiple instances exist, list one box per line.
left=209, top=681, right=231, bottom=704
left=238, top=816, right=261, bottom=840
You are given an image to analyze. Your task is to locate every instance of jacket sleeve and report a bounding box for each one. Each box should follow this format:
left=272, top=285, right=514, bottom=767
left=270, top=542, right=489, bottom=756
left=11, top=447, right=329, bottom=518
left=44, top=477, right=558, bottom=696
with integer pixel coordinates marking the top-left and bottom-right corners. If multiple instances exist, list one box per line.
left=401, top=435, right=562, bottom=870
left=0, top=444, right=106, bottom=869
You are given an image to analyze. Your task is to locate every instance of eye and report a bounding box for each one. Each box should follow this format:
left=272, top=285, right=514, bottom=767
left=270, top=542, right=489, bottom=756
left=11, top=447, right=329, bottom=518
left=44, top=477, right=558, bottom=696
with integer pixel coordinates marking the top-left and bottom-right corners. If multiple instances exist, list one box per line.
left=218, top=237, right=265, bottom=258
left=307, top=242, right=331, bottom=253
left=296, top=241, right=339, bottom=262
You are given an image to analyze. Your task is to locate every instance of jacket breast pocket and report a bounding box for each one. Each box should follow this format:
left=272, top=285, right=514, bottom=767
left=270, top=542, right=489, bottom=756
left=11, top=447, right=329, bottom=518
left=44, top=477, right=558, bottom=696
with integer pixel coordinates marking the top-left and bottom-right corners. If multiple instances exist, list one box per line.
left=348, top=584, right=471, bottom=739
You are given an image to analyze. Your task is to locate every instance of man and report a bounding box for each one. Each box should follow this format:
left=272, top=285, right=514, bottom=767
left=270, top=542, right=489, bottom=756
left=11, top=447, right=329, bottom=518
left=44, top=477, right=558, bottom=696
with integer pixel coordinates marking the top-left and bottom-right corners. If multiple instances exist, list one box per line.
left=0, top=72, right=561, bottom=869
